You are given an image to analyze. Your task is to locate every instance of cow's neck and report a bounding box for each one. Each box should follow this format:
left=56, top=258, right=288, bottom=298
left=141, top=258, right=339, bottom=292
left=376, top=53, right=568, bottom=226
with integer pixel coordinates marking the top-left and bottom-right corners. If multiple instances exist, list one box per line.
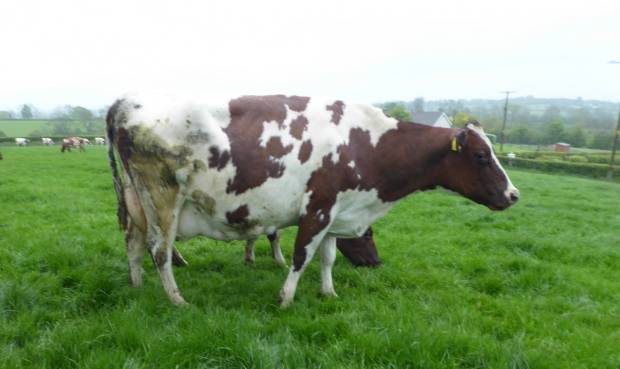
left=371, top=122, right=455, bottom=202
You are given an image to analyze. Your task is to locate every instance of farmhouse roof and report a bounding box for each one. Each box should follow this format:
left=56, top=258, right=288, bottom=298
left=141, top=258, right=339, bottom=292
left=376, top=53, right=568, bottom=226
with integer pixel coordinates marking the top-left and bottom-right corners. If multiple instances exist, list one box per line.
left=410, top=112, right=453, bottom=128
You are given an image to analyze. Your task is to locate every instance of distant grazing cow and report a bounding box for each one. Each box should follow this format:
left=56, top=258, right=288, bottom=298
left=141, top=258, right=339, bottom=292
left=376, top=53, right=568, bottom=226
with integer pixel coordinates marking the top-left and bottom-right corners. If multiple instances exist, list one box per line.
left=95, top=137, right=106, bottom=145
left=15, top=138, right=30, bottom=146
left=0, top=152, right=3, bottom=160
left=61, top=137, right=86, bottom=153
left=107, top=93, right=518, bottom=307
left=82, top=138, right=91, bottom=145
left=42, top=137, right=54, bottom=146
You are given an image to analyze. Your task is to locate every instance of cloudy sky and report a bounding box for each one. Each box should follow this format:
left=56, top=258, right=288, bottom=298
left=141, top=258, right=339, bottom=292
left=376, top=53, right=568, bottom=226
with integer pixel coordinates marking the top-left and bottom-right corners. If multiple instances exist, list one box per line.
left=1, top=0, right=619, bottom=111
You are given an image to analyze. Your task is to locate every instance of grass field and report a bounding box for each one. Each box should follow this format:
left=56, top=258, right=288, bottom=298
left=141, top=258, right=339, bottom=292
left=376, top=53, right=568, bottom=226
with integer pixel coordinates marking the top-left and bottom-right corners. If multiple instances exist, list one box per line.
left=1, top=147, right=619, bottom=368
left=0, top=120, right=51, bottom=138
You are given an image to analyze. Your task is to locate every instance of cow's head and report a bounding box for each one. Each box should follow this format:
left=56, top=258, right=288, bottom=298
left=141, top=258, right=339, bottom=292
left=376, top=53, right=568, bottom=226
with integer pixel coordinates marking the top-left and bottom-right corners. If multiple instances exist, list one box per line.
left=336, top=227, right=381, bottom=267
left=442, top=121, right=519, bottom=210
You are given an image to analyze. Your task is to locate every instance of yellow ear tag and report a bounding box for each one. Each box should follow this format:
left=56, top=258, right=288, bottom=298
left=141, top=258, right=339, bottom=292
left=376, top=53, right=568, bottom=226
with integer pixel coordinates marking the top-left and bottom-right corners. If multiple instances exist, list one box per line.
left=451, top=137, right=459, bottom=152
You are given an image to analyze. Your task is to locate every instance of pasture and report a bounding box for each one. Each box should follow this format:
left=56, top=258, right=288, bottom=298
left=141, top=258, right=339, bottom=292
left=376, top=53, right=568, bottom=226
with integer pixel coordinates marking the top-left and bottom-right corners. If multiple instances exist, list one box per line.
left=1, top=146, right=619, bottom=368
left=0, top=121, right=50, bottom=138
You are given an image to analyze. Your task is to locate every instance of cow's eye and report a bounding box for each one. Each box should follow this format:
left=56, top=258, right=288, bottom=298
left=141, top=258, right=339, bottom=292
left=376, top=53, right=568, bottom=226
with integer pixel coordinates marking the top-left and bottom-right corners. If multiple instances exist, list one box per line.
left=475, top=151, right=490, bottom=165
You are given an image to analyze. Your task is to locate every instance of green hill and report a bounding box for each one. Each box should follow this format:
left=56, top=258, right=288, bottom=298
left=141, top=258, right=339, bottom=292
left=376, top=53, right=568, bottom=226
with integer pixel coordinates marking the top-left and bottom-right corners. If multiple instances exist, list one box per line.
left=0, top=120, right=50, bottom=137
left=0, top=119, right=105, bottom=138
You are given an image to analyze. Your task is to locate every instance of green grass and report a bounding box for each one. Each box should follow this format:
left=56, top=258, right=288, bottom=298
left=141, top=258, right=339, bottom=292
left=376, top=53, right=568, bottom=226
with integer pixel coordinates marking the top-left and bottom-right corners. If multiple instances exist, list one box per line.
left=1, top=147, right=619, bottom=368
left=0, top=120, right=50, bottom=137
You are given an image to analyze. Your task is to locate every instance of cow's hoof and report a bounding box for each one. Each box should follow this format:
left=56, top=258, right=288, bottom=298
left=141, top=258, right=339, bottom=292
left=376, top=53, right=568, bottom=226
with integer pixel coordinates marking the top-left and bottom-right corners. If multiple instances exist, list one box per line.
left=128, top=275, right=143, bottom=287
left=171, top=296, right=188, bottom=306
left=320, top=288, right=338, bottom=298
left=278, top=291, right=294, bottom=309
left=273, top=260, right=287, bottom=268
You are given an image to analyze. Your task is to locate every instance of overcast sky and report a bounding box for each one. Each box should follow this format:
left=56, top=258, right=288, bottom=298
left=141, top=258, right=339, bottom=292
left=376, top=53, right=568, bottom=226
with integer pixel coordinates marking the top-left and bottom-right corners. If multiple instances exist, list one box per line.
left=1, top=0, right=619, bottom=112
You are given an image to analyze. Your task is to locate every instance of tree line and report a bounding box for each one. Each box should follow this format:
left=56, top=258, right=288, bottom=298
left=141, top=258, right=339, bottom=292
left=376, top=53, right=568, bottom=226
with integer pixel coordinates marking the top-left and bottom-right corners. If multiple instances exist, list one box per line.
left=0, top=104, right=106, bottom=137
left=382, top=96, right=619, bottom=150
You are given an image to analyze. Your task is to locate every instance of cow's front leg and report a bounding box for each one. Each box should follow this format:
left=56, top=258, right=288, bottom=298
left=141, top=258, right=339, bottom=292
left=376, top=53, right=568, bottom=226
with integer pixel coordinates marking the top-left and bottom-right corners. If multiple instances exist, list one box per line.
left=319, top=236, right=338, bottom=297
left=268, top=231, right=286, bottom=267
left=279, top=207, right=333, bottom=308
left=126, top=219, right=146, bottom=287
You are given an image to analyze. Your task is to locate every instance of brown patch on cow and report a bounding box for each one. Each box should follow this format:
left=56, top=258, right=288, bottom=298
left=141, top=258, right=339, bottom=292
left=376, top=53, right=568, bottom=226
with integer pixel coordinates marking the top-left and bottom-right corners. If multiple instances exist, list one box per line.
left=289, top=115, right=308, bottom=139
left=298, top=140, right=312, bottom=164
left=326, top=101, right=345, bottom=125
left=208, top=147, right=230, bottom=170
left=266, top=136, right=293, bottom=158
left=224, top=95, right=309, bottom=194
left=226, top=205, right=250, bottom=228
left=284, top=95, right=310, bottom=112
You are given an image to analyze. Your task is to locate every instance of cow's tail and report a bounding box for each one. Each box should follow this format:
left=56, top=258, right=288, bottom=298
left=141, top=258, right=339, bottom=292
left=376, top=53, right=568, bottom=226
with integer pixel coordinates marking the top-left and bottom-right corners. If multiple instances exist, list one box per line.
left=106, top=99, right=128, bottom=231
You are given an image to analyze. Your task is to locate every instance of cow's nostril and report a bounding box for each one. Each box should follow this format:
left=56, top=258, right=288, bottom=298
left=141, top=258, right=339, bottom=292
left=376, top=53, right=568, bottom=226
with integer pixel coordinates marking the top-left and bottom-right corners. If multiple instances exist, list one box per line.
left=510, top=192, right=519, bottom=203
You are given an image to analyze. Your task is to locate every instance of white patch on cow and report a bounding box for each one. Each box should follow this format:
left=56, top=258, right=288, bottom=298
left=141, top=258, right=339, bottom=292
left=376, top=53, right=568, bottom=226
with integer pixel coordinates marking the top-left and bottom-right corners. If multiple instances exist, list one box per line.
left=348, top=161, right=355, bottom=169
left=468, top=124, right=519, bottom=200
left=329, top=189, right=393, bottom=238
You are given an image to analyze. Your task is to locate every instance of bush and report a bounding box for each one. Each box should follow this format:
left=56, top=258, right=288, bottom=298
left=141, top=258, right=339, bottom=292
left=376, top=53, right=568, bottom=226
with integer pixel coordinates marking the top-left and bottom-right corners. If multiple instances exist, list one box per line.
left=499, top=156, right=611, bottom=178
left=499, top=156, right=620, bottom=178
left=565, top=155, right=588, bottom=163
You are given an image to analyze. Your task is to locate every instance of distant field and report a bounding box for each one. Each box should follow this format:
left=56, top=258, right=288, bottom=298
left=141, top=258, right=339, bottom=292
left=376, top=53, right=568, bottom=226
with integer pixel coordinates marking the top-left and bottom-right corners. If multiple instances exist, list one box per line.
left=1, top=147, right=619, bottom=368
left=0, top=119, right=105, bottom=139
left=0, top=120, right=50, bottom=137
left=499, top=143, right=611, bottom=154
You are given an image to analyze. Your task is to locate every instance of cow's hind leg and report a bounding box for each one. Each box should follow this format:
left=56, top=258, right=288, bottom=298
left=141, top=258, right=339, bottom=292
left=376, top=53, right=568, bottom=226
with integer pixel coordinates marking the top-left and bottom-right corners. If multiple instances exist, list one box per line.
left=133, top=174, right=187, bottom=306
left=268, top=232, right=286, bottom=267
left=126, top=219, right=146, bottom=286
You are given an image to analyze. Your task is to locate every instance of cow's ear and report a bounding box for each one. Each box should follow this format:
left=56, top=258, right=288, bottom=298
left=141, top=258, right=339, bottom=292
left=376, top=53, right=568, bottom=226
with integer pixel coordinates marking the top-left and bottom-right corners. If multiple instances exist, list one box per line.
left=453, top=128, right=468, bottom=151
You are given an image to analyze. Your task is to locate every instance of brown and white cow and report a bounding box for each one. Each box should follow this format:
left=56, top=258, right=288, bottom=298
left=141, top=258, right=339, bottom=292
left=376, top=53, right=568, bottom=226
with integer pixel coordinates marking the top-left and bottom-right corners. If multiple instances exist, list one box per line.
left=61, top=137, right=86, bottom=153
left=107, top=93, right=518, bottom=307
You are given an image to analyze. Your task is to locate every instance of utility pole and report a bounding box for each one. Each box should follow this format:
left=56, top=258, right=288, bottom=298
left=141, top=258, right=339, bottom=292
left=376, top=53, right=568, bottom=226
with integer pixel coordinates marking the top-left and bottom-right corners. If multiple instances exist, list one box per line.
left=607, top=106, right=620, bottom=179
left=607, top=60, right=620, bottom=179
left=499, top=91, right=515, bottom=152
